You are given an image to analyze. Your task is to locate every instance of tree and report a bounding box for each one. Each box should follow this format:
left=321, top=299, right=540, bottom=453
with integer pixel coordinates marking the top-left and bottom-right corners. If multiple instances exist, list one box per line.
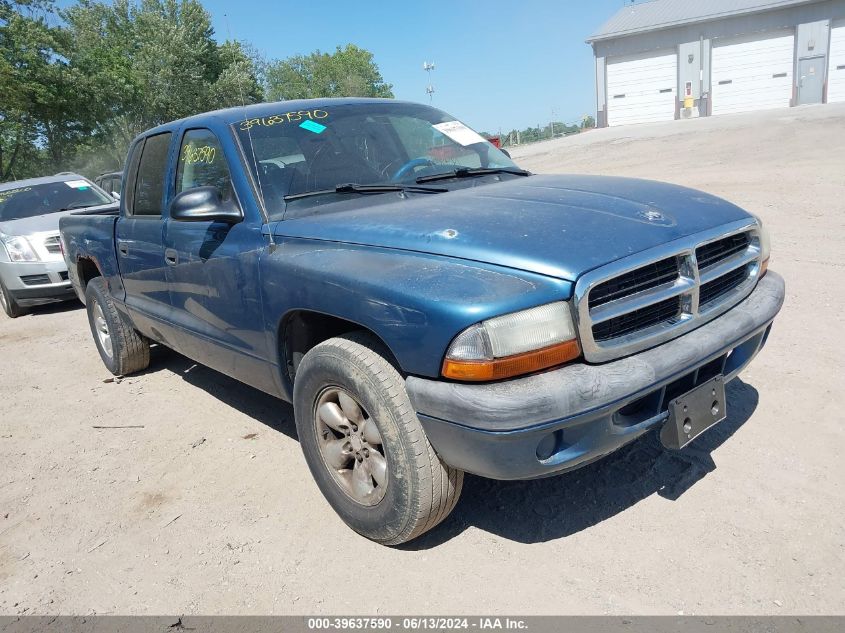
left=0, top=0, right=87, bottom=178
left=266, top=44, right=393, bottom=101
left=38, top=0, right=263, bottom=176
left=1, top=1, right=391, bottom=182
left=210, top=40, right=264, bottom=108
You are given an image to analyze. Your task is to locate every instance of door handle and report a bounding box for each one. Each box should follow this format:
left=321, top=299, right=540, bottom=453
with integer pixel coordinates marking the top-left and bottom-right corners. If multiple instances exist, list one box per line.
left=118, top=242, right=129, bottom=257
left=165, top=248, right=178, bottom=266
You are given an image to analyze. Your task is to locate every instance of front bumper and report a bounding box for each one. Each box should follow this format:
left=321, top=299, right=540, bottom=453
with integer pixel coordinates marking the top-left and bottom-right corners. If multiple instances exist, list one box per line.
left=0, top=260, right=76, bottom=306
left=406, top=271, right=785, bottom=480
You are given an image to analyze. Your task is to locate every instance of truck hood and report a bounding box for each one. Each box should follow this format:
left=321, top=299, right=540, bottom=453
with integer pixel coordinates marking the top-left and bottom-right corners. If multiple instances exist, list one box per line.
left=274, top=174, right=752, bottom=281
left=0, top=203, right=115, bottom=238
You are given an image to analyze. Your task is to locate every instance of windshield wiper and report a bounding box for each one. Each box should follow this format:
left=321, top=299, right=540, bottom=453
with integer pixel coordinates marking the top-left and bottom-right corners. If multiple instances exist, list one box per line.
left=283, top=183, right=447, bottom=202
left=415, top=167, right=530, bottom=184
left=59, top=202, right=98, bottom=211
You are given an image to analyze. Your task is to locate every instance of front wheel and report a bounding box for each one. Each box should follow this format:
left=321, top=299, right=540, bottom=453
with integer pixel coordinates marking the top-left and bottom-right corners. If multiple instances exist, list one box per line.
left=0, top=280, right=25, bottom=318
left=293, top=332, right=463, bottom=545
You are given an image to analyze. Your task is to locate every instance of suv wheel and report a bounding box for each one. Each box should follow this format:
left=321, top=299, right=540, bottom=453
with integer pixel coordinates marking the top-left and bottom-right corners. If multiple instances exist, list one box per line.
left=293, top=332, right=463, bottom=545
left=0, top=280, right=24, bottom=318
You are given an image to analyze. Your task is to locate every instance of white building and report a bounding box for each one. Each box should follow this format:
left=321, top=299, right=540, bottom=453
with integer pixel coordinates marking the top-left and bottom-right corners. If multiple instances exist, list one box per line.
left=588, top=0, right=845, bottom=126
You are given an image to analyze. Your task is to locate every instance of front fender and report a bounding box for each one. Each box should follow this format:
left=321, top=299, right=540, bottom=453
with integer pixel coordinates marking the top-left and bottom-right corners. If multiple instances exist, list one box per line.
left=260, top=237, right=573, bottom=378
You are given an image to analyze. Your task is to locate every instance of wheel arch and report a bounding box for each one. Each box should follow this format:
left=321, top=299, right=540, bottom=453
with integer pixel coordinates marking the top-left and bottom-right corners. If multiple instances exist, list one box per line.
left=277, top=309, right=402, bottom=396
left=77, top=257, right=102, bottom=287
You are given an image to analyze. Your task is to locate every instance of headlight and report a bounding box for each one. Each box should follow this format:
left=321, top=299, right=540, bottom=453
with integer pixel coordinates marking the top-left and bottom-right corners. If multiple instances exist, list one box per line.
left=752, top=215, right=770, bottom=277
left=442, top=302, right=581, bottom=381
left=2, top=236, right=39, bottom=262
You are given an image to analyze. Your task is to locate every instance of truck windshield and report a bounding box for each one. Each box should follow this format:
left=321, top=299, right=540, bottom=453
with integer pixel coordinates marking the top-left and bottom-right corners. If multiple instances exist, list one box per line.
left=233, top=102, right=519, bottom=219
left=0, top=180, right=112, bottom=222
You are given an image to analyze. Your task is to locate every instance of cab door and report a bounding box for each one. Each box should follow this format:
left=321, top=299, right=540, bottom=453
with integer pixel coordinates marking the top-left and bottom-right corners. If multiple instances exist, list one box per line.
left=115, top=132, right=176, bottom=341
left=163, top=126, right=273, bottom=392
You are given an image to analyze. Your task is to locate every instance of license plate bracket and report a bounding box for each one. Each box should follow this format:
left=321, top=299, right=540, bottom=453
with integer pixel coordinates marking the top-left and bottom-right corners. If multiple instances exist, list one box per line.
left=660, top=375, right=727, bottom=450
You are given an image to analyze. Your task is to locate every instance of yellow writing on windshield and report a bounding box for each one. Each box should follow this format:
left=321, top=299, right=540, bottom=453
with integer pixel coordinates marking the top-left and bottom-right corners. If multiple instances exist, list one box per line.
left=0, top=186, right=33, bottom=204
left=239, top=110, right=329, bottom=131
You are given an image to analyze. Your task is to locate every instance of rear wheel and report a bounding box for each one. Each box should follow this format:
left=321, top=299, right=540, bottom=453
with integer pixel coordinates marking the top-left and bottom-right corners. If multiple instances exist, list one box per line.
left=293, top=332, right=463, bottom=545
left=0, top=280, right=24, bottom=318
left=85, top=277, right=150, bottom=375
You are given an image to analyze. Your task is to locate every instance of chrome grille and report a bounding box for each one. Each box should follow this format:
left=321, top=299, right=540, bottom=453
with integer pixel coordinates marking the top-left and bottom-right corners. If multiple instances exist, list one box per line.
left=589, top=256, right=680, bottom=308
left=696, top=232, right=750, bottom=269
left=593, top=296, right=682, bottom=342
left=573, top=220, right=764, bottom=363
left=699, top=263, right=751, bottom=307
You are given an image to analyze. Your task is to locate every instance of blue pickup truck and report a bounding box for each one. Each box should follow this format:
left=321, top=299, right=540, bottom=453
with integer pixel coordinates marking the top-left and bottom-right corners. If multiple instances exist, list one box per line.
left=60, top=98, right=784, bottom=544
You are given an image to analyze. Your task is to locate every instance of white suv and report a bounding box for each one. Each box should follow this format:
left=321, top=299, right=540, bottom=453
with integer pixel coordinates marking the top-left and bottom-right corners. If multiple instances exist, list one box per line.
left=0, top=173, right=115, bottom=318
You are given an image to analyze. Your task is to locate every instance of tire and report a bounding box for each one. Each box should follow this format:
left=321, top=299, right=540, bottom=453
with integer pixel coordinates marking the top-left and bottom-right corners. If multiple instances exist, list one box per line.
left=293, top=331, right=463, bottom=545
left=85, top=277, right=150, bottom=376
left=0, top=280, right=25, bottom=318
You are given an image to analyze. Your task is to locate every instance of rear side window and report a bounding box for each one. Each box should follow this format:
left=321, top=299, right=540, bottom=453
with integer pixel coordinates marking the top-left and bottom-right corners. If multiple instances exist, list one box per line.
left=131, top=132, right=172, bottom=217
left=123, top=141, right=144, bottom=215
left=175, top=128, right=234, bottom=200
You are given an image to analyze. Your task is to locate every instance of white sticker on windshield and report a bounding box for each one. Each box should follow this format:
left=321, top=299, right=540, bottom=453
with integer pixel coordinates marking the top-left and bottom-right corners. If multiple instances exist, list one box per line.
left=64, top=180, right=91, bottom=189
left=433, top=121, right=488, bottom=147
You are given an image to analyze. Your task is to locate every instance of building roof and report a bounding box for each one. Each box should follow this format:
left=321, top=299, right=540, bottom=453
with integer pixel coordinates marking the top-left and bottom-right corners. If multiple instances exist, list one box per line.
left=587, top=0, right=819, bottom=42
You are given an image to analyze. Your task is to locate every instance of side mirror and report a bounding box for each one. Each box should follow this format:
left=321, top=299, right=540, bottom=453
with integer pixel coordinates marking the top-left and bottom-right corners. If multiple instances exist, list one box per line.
left=169, top=186, right=243, bottom=224
left=111, top=192, right=121, bottom=200
left=500, top=148, right=511, bottom=159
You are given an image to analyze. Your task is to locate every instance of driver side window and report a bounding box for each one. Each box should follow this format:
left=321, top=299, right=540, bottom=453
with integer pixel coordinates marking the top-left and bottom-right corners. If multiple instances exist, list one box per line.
left=175, top=129, right=234, bottom=200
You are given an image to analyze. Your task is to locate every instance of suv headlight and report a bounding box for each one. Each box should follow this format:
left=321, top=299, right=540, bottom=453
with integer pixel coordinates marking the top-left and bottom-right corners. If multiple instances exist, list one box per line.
left=2, top=236, right=39, bottom=262
left=442, top=301, right=581, bottom=381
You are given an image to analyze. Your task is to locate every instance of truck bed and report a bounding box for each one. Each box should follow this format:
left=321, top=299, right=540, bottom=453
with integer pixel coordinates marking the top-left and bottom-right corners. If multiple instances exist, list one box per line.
left=59, top=211, right=122, bottom=303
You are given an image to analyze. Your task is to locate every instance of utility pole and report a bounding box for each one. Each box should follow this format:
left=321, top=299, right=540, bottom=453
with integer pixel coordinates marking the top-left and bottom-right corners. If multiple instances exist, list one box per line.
left=423, top=62, right=435, bottom=103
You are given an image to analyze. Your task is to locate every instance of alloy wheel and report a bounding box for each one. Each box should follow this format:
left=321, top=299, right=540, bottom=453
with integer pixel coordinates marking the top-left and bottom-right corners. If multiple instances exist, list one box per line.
left=91, top=299, right=113, bottom=358
left=314, top=387, right=388, bottom=506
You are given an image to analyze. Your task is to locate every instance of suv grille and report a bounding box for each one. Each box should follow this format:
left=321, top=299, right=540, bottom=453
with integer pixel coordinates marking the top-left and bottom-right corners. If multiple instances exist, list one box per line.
left=43, top=235, right=62, bottom=255
left=574, top=224, right=764, bottom=362
left=21, top=274, right=50, bottom=286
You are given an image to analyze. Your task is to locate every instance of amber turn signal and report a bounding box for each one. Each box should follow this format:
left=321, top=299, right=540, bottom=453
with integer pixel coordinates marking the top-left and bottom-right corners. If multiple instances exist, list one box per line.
left=442, top=339, right=581, bottom=382
left=760, top=257, right=769, bottom=278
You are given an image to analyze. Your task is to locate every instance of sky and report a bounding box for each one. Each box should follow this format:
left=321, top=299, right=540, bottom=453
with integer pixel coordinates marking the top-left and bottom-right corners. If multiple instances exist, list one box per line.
left=197, top=0, right=628, bottom=133
left=52, top=0, right=632, bottom=134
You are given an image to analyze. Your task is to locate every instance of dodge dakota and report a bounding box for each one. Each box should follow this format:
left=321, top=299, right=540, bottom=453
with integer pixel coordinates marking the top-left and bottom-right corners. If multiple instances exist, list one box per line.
left=60, top=98, right=785, bottom=544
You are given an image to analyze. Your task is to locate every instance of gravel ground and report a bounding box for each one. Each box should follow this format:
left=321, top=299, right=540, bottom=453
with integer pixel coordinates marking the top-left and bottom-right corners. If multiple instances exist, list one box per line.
left=1, top=104, right=844, bottom=615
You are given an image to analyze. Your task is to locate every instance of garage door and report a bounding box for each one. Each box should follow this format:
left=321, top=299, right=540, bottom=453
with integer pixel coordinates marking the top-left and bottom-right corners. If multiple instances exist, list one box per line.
left=711, top=31, right=795, bottom=115
left=606, top=51, right=677, bottom=126
left=828, top=20, right=845, bottom=103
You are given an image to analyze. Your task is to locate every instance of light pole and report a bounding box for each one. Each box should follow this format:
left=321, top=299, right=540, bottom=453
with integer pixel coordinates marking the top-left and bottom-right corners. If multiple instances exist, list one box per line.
left=423, top=61, right=435, bottom=103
